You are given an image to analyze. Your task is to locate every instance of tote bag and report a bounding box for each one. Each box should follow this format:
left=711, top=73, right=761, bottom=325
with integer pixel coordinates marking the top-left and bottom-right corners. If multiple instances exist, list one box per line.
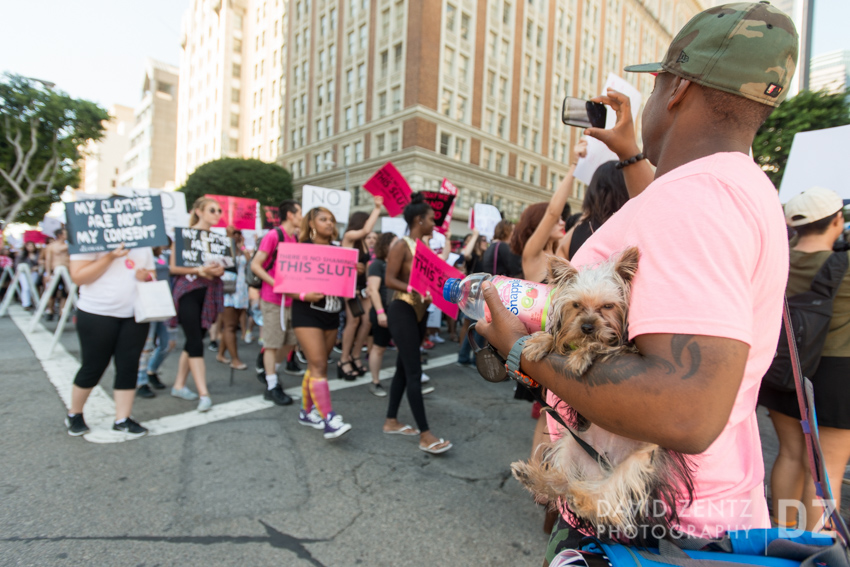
left=134, top=280, right=177, bottom=323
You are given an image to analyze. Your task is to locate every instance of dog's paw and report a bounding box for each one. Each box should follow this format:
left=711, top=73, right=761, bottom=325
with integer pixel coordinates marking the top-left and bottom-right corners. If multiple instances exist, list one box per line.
left=524, top=332, right=554, bottom=362
left=565, top=348, right=595, bottom=375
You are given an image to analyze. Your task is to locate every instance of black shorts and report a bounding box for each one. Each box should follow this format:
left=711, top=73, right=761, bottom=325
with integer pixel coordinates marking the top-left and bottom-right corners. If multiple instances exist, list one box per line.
left=51, top=278, right=66, bottom=299
left=291, top=299, right=341, bottom=331
left=369, top=307, right=391, bottom=347
left=758, top=356, right=850, bottom=429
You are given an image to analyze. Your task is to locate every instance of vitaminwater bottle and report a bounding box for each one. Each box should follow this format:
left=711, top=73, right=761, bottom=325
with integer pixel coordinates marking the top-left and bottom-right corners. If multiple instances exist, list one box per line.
left=443, top=274, right=554, bottom=333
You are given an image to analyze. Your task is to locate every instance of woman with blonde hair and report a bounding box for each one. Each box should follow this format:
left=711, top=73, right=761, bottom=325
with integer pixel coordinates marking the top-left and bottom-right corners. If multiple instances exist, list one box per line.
left=289, top=207, right=352, bottom=439
left=169, top=197, right=225, bottom=412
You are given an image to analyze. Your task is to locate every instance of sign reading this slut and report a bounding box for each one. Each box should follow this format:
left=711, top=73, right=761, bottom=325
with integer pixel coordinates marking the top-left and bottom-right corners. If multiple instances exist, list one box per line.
left=66, top=196, right=168, bottom=254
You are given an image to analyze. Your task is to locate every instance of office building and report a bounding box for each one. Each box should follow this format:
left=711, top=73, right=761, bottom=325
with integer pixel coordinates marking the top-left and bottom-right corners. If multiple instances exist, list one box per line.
left=79, top=105, right=134, bottom=195
left=809, top=50, right=850, bottom=95
left=280, top=0, right=705, bottom=222
left=175, top=0, right=287, bottom=185
left=121, top=59, right=180, bottom=190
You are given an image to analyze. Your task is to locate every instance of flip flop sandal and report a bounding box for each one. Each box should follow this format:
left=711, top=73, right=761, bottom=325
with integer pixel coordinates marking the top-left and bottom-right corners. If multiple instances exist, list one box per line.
left=230, top=362, right=248, bottom=370
left=384, top=425, right=420, bottom=436
left=420, top=439, right=452, bottom=454
left=216, top=357, right=232, bottom=365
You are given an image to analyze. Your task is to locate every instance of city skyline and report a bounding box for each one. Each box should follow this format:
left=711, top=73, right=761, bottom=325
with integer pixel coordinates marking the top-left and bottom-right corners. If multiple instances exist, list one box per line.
left=1, top=0, right=848, bottom=112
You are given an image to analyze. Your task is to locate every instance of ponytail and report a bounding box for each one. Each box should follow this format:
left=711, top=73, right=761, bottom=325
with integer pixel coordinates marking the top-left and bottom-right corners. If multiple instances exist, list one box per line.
left=189, top=197, right=217, bottom=226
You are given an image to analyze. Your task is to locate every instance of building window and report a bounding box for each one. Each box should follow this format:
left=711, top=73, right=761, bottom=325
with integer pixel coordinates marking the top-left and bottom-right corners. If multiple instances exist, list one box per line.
left=343, top=144, right=352, bottom=165
left=348, top=31, right=356, bottom=55
left=314, top=154, right=321, bottom=173
left=354, top=141, right=363, bottom=162
left=377, top=133, right=385, bottom=154
left=393, top=43, right=403, bottom=72
left=454, top=137, right=466, bottom=161
left=378, top=91, right=387, bottom=117
left=394, top=1, right=404, bottom=30
left=440, top=89, right=452, bottom=116
left=359, top=24, right=367, bottom=50
left=391, top=86, right=401, bottom=112
left=459, top=54, right=469, bottom=82
left=381, top=9, right=390, bottom=35
left=230, top=114, right=239, bottom=127
left=356, top=102, right=365, bottom=125
left=233, top=38, right=242, bottom=53
left=483, top=148, right=492, bottom=170
left=345, top=106, right=353, bottom=130
left=496, top=152, right=504, bottom=173
left=346, top=69, right=354, bottom=93
left=380, top=50, right=389, bottom=77
left=231, top=88, right=240, bottom=102
left=446, top=3, right=457, bottom=32
left=456, top=95, right=467, bottom=121
left=390, top=129, right=400, bottom=151
left=439, top=133, right=451, bottom=155
left=444, top=47, right=455, bottom=75
left=460, top=13, right=471, bottom=40
left=318, top=84, right=325, bottom=106
left=357, top=63, right=366, bottom=89
left=502, top=1, right=511, bottom=24
left=232, top=63, right=241, bottom=78
left=316, top=118, right=323, bottom=140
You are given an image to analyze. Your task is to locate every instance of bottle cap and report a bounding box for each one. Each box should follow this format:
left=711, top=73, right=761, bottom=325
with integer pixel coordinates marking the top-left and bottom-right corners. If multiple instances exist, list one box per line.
left=443, top=278, right=459, bottom=302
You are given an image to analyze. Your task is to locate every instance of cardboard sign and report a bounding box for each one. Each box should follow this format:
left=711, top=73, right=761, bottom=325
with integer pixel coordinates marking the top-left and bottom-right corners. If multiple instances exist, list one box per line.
left=174, top=228, right=234, bottom=268
left=272, top=243, right=358, bottom=298
left=409, top=239, right=464, bottom=318
left=779, top=124, right=850, bottom=202
left=116, top=187, right=189, bottom=238
left=24, top=231, right=48, bottom=245
left=66, top=196, right=169, bottom=254
left=302, top=185, right=351, bottom=224
left=469, top=203, right=501, bottom=241
left=574, top=74, right=643, bottom=185
left=435, top=178, right=458, bottom=235
left=364, top=162, right=411, bottom=217
left=421, top=191, right=455, bottom=228
left=263, top=206, right=281, bottom=229
left=205, top=194, right=258, bottom=231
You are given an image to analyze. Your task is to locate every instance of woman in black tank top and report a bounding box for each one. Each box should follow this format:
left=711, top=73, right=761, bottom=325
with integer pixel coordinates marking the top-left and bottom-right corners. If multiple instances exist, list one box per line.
left=339, top=197, right=384, bottom=379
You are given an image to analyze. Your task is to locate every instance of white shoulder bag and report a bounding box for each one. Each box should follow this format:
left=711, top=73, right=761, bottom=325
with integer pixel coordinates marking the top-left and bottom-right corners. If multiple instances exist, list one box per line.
left=134, top=280, right=177, bottom=323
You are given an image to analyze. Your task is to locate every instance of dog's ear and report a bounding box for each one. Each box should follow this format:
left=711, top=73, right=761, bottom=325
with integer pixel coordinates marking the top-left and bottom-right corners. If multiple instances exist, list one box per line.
left=614, top=247, right=640, bottom=284
left=548, top=255, right=578, bottom=285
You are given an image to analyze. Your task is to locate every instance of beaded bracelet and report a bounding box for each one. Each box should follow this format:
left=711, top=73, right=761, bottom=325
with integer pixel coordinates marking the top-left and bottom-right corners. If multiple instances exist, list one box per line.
left=376, top=309, right=385, bottom=314
left=299, top=292, right=306, bottom=301
left=614, top=152, right=646, bottom=170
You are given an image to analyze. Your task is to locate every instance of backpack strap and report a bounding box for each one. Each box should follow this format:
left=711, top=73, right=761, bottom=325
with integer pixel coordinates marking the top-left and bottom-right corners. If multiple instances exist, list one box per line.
left=492, top=242, right=500, bottom=274
left=264, top=227, right=284, bottom=270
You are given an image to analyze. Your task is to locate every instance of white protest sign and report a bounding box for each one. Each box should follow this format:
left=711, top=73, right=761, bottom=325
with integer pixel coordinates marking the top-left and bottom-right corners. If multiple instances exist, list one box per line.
left=574, top=74, right=643, bottom=185
left=470, top=203, right=501, bottom=241
left=447, top=252, right=460, bottom=268
left=429, top=231, right=446, bottom=251
left=302, top=185, right=351, bottom=224
left=41, top=216, right=63, bottom=238
left=779, top=124, right=850, bottom=202
left=381, top=217, right=408, bottom=238
left=116, top=187, right=189, bottom=238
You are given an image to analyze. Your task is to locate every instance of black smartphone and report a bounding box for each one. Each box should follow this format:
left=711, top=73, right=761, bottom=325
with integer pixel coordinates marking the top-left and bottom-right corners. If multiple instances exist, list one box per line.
left=561, top=96, right=607, bottom=129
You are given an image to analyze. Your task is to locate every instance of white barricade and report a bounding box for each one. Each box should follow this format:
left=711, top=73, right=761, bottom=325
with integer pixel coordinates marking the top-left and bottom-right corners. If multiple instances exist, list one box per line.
left=29, top=265, right=77, bottom=333
left=0, top=263, right=40, bottom=317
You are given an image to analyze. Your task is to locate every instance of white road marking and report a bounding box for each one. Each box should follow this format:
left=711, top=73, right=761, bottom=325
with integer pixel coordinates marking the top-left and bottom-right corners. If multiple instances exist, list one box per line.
left=8, top=305, right=459, bottom=444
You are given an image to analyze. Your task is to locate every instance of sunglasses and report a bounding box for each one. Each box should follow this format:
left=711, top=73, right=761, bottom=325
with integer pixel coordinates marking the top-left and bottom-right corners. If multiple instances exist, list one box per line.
left=208, top=208, right=223, bottom=214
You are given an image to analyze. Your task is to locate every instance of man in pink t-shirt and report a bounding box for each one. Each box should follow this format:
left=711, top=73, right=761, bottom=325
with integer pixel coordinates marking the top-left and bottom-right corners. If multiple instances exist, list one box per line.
left=251, top=199, right=302, bottom=406
left=477, top=1, right=799, bottom=555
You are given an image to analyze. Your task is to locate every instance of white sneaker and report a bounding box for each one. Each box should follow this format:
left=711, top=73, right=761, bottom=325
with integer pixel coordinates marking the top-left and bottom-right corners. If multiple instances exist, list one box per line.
left=197, top=396, right=212, bottom=412
left=422, top=385, right=435, bottom=395
left=431, top=334, right=445, bottom=344
left=171, top=387, right=199, bottom=401
left=298, top=408, right=325, bottom=429
left=244, top=331, right=253, bottom=344
left=421, top=372, right=430, bottom=383
left=323, top=412, right=352, bottom=439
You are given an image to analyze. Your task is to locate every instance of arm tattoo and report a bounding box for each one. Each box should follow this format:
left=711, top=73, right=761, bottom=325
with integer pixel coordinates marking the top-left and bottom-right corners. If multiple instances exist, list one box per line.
left=542, top=334, right=702, bottom=387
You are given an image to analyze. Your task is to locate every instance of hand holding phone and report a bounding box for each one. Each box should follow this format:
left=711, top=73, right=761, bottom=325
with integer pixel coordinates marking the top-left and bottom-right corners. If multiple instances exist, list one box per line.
left=561, top=97, right=607, bottom=129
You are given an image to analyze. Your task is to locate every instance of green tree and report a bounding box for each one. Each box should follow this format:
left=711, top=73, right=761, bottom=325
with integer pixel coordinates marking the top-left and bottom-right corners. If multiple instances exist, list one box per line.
left=0, top=74, right=109, bottom=224
left=753, top=88, right=850, bottom=188
left=179, top=157, right=293, bottom=209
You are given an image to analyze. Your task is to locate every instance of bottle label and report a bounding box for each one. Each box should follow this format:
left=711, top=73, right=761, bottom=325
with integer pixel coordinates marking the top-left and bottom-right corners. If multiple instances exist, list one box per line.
left=484, top=276, right=552, bottom=333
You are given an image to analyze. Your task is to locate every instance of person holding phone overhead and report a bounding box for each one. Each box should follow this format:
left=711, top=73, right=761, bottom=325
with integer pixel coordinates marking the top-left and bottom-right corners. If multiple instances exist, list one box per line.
left=169, top=197, right=225, bottom=412
left=66, top=242, right=155, bottom=437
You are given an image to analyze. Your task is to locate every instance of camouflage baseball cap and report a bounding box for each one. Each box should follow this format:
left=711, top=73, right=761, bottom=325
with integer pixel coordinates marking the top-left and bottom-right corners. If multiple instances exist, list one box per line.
left=624, top=2, right=798, bottom=107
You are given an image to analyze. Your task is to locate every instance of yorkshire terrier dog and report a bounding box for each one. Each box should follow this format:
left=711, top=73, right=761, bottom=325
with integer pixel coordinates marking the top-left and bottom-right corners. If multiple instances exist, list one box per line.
left=514, top=247, right=694, bottom=541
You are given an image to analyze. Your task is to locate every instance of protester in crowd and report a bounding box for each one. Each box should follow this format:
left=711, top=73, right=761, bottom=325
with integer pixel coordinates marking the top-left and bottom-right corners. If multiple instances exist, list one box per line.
left=382, top=193, right=451, bottom=454
left=15, top=241, right=39, bottom=310
left=558, top=160, right=630, bottom=260
left=338, top=196, right=384, bottom=380
left=43, top=228, right=70, bottom=321
left=477, top=4, right=798, bottom=556
left=168, top=197, right=225, bottom=412
left=365, top=231, right=378, bottom=260
left=66, top=243, right=154, bottom=437
left=290, top=207, right=352, bottom=439
left=251, top=199, right=303, bottom=407
left=365, top=232, right=397, bottom=397
left=136, top=244, right=176, bottom=398
left=216, top=228, right=251, bottom=370
left=759, top=187, right=850, bottom=531
left=482, top=220, right=522, bottom=277
left=0, top=246, right=13, bottom=298
left=461, top=229, right=487, bottom=275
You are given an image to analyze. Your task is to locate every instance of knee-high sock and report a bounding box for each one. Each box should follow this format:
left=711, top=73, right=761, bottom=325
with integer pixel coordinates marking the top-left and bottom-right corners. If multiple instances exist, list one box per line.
left=309, top=377, right=333, bottom=419
left=301, top=370, right=313, bottom=412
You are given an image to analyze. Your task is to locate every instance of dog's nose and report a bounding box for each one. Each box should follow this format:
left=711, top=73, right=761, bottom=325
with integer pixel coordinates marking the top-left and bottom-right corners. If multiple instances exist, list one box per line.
left=581, top=323, right=594, bottom=334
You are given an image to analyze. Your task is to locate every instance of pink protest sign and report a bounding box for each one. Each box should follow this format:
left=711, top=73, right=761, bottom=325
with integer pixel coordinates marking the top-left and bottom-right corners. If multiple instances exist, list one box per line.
left=363, top=162, right=411, bottom=217
left=272, top=243, right=358, bottom=299
left=24, top=231, right=48, bottom=244
left=409, top=239, right=464, bottom=318
left=435, top=178, right=458, bottom=235
left=205, top=195, right=258, bottom=230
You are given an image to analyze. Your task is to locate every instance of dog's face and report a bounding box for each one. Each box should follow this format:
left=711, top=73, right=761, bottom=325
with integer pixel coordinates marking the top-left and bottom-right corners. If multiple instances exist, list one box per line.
left=547, top=247, right=639, bottom=350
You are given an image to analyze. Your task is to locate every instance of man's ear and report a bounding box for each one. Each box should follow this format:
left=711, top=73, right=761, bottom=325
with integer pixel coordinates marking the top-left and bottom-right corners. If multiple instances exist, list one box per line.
left=667, top=77, right=692, bottom=111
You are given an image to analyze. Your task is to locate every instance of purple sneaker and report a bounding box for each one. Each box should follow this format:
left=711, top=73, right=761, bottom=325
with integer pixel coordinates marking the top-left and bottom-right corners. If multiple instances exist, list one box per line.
left=298, top=408, right=324, bottom=430
left=323, top=412, right=352, bottom=439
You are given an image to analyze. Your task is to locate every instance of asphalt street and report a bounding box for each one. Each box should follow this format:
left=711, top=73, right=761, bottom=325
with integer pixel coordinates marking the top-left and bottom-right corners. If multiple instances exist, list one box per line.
left=0, top=306, right=847, bottom=566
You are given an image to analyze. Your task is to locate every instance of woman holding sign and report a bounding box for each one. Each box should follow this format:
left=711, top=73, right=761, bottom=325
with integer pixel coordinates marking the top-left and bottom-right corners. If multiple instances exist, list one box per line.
left=289, top=207, right=352, bottom=440
left=338, top=196, right=384, bottom=380
left=168, top=197, right=225, bottom=413
left=382, top=194, right=452, bottom=455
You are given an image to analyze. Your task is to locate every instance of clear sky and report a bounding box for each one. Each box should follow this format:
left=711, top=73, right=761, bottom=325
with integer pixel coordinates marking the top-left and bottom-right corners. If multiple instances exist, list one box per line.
left=0, top=0, right=847, bottom=110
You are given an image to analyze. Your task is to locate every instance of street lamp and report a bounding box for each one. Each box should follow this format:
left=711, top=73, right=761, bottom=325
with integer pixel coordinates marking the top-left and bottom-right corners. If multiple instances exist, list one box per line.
left=322, top=158, right=349, bottom=194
